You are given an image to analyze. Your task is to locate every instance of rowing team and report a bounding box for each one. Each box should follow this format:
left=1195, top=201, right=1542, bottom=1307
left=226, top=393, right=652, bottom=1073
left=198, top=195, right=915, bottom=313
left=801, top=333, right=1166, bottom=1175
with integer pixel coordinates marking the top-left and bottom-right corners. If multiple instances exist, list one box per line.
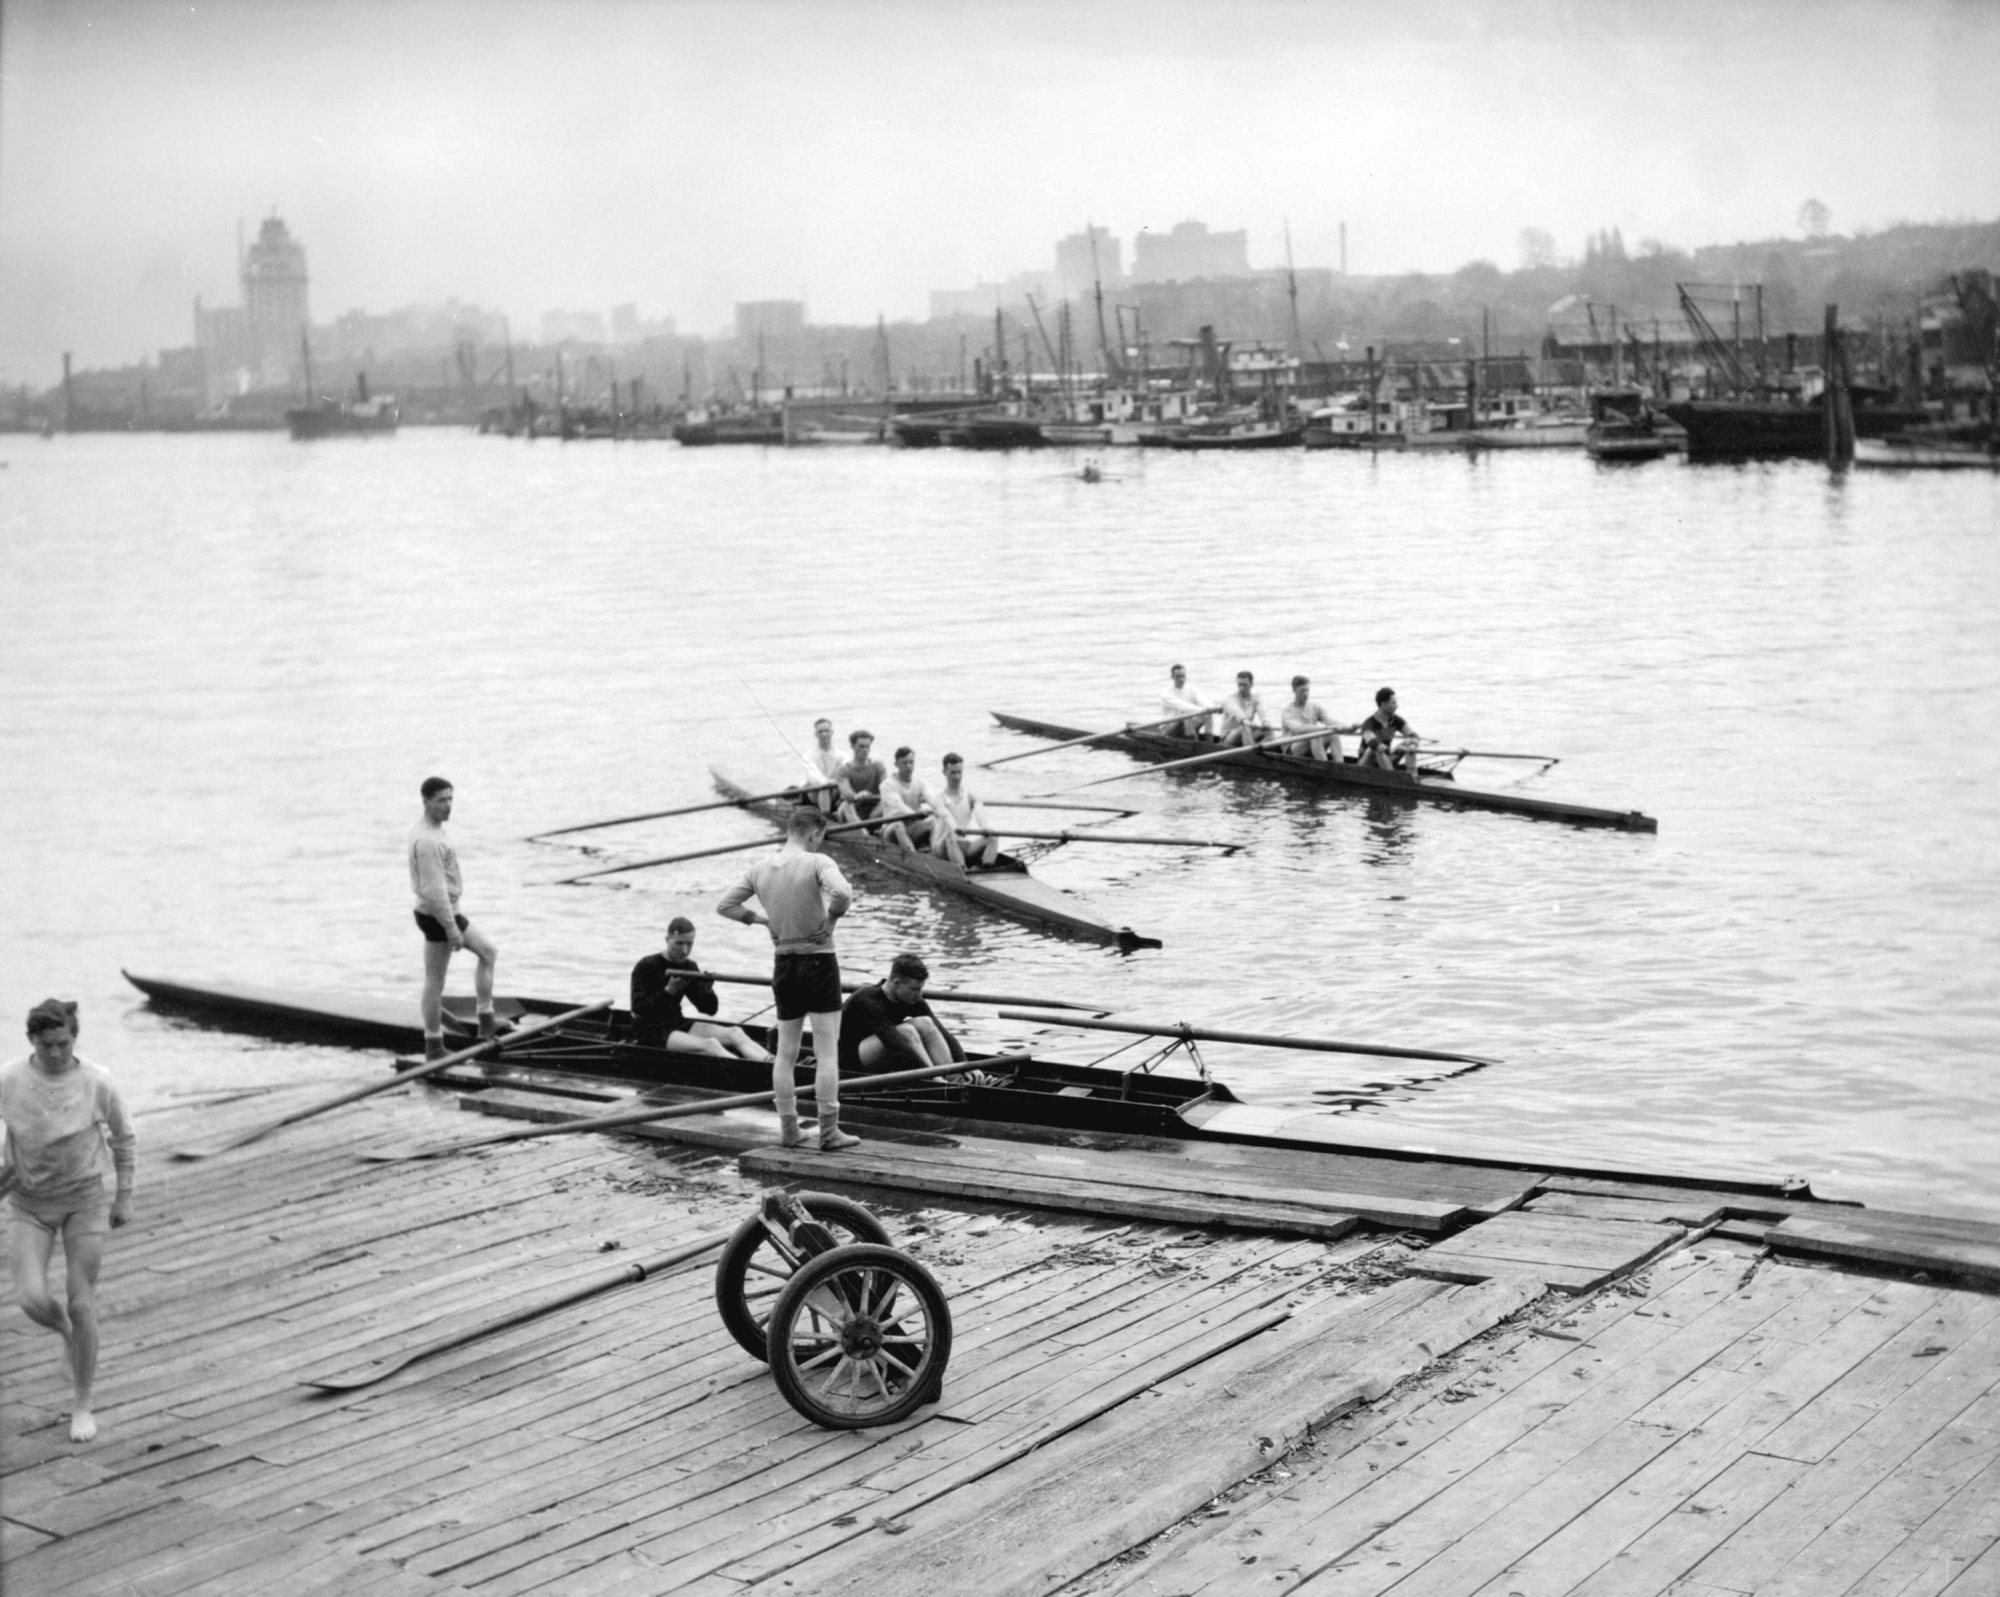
left=799, top=718, right=1001, bottom=870
left=1163, top=665, right=1422, bottom=773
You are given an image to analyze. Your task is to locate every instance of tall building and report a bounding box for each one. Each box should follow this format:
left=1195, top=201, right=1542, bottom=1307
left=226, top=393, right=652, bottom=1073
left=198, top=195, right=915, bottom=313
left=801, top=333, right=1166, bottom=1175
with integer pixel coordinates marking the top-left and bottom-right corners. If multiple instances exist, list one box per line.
left=1055, top=226, right=1123, bottom=300
left=193, top=213, right=311, bottom=400
left=1130, top=220, right=1250, bottom=284
left=241, top=215, right=310, bottom=382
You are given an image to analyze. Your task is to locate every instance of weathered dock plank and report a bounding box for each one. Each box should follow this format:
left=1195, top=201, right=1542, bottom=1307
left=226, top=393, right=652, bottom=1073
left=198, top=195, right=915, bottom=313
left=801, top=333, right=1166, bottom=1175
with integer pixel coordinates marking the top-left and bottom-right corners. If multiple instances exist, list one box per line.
left=1404, top=1208, right=1691, bottom=1293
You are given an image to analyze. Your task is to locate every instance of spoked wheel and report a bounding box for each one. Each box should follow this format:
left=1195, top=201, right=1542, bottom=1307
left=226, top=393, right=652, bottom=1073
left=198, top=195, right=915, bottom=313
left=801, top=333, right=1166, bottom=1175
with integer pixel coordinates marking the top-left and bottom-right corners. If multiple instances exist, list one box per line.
left=714, top=1193, right=891, bottom=1361
left=766, top=1243, right=952, bottom=1430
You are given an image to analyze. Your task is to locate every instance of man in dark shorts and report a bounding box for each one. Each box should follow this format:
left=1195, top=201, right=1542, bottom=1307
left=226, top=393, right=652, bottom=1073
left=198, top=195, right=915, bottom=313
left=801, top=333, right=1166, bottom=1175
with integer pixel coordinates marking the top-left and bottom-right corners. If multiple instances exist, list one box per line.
left=629, top=917, right=770, bottom=1060
left=839, top=955, right=995, bottom=1084
left=1356, top=686, right=1423, bottom=774
left=716, top=806, right=859, bottom=1149
left=408, top=776, right=503, bottom=1061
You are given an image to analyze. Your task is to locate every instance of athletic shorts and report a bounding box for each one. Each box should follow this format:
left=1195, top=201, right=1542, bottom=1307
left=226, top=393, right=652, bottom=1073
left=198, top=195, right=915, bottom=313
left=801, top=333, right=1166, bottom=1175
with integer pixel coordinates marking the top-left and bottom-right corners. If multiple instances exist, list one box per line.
left=771, top=952, right=842, bottom=1021
left=10, top=1185, right=111, bottom=1242
left=414, top=911, right=470, bottom=943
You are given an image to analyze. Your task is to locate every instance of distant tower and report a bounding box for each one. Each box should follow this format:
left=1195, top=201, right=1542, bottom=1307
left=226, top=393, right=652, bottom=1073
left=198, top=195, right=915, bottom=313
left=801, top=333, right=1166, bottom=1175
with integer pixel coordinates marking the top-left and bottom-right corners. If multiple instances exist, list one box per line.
left=242, top=213, right=310, bottom=383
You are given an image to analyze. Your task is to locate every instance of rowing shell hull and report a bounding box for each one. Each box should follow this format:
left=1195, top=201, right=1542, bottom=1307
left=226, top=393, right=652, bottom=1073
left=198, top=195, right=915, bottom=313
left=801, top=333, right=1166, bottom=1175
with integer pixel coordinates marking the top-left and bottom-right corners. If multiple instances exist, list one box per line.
left=990, top=713, right=1657, bottom=832
left=709, top=769, right=1162, bottom=950
left=124, top=971, right=1809, bottom=1197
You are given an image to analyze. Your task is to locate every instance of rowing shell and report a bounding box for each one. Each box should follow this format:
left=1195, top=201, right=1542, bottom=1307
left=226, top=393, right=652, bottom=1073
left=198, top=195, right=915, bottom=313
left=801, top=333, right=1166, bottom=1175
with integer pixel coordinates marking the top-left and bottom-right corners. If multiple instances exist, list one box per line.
left=990, top=713, right=1657, bottom=832
left=709, top=769, right=1162, bottom=950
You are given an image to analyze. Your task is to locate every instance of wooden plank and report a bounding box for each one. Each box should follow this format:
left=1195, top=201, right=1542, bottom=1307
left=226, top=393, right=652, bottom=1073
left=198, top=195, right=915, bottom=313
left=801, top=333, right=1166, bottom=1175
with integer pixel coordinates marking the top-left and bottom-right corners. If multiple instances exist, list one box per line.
left=795, top=1136, right=1470, bottom=1231
left=737, top=1147, right=1368, bottom=1238
left=1839, top=1454, right=2000, bottom=1597
left=1528, top=1189, right=1728, bottom=1227
left=1406, top=1210, right=1690, bottom=1294
left=1768, top=1215, right=2000, bottom=1289
left=1750, top=1386, right=2000, bottom=1596
left=1558, top=1451, right=1806, bottom=1596
left=766, top=1276, right=1539, bottom=1597
left=1687, top=1306, right=2000, bottom=1593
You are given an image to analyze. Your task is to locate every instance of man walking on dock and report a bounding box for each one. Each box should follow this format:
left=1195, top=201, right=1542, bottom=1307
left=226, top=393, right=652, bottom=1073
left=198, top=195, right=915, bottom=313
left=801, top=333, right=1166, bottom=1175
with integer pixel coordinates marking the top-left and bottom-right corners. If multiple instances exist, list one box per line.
left=716, top=805, right=860, bottom=1150
left=2, top=999, right=135, bottom=1443
left=409, top=776, right=504, bottom=1061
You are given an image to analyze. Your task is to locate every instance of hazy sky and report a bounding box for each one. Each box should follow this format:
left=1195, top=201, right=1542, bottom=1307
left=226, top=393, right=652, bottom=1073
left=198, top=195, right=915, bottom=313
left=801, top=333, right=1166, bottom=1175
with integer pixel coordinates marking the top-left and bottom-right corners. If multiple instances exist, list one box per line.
left=4, top=0, right=1996, bottom=379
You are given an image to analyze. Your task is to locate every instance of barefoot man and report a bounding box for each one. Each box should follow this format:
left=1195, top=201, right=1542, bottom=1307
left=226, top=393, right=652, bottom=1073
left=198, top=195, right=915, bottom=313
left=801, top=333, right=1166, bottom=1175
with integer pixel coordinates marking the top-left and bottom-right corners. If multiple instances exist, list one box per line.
left=2, top=999, right=135, bottom=1443
left=409, top=775, right=504, bottom=1061
left=717, top=805, right=861, bottom=1150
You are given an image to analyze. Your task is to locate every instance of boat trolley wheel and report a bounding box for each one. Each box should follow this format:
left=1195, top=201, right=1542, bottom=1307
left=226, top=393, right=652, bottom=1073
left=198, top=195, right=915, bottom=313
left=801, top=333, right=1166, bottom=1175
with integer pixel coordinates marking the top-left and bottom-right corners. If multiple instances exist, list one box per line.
left=765, top=1243, right=952, bottom=1430
left=714, top=1192, right=891, bottom=1362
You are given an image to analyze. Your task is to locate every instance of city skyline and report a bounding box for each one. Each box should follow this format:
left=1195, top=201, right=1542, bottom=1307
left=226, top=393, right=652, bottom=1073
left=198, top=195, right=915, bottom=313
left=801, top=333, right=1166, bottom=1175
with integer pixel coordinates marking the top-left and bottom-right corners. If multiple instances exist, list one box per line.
left=4, top=0, right=1998, bottom=381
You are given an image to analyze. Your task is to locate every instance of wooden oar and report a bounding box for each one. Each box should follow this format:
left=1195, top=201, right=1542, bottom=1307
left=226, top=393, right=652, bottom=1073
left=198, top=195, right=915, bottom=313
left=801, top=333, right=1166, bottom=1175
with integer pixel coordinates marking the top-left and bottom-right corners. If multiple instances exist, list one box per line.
left=978, top=712, right=1214, bottom=769
left=1413, top=745, right=1561, bottom=765
left=1035, top=727, right=1335, bottom=795
left=984, top=800, right=1139, bottom=815
left=170, top=1002, right=614, bottom=1160
left=360, top=1051, right=1034, bottom=1163
left=959, top=828, right=1240, bottom=852
left=527, top=784, right=834, bottom=842
left=998, top=1010, right=1497, bottom=1067
left=300, top=1229, right=734, bottom=1392
left=558, top=810, right=920, bottom=884
left=668, top=968, right=1110, bottom=1013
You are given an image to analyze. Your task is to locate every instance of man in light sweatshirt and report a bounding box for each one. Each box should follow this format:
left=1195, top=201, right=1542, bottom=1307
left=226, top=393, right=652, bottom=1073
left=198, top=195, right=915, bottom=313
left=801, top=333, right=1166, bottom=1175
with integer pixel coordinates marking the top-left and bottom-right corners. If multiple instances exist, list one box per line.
left=1, top=998, right=135, bottom=1443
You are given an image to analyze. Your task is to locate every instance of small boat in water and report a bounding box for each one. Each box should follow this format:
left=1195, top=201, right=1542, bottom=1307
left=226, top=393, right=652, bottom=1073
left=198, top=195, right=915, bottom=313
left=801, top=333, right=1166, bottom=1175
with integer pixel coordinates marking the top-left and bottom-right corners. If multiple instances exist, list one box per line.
left=709, top=769, right=1161, bottom=949
left=286, top=373, right=398, bottom=440
left=1852, top=427, right=1999, bottom=470
left=673, top=409, right=785, bottom=446
left=990, top=713, right=1657, bottom=832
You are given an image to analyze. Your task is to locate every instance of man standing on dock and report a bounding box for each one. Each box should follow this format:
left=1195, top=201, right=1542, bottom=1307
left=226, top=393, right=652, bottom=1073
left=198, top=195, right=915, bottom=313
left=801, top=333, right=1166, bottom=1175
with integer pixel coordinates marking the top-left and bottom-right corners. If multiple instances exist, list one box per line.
left=2, top=999, right=135, bottom=1443
left=409, top=776, right=504, bottom=1061
left=716, top=806, right=861, bottom=1150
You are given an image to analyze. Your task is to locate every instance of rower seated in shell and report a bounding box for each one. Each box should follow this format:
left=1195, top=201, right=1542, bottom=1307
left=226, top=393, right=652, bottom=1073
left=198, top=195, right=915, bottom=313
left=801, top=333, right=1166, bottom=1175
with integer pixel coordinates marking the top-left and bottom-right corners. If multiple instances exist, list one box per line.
left=629, top=918, right=772, bottom=1061
left=1355, top=686, right=1422, bottom=774
left=833, top=729, right=886, bottom=823
left=839, top=954, right=996, bottom=1085
left=1160, top=662, right=1217, bottom=739
left=933, top=752, right=1000, bottom=869
left=1280, top=675, right=1360, bottom=762
left=1216, top=670, right=1271, bottom=749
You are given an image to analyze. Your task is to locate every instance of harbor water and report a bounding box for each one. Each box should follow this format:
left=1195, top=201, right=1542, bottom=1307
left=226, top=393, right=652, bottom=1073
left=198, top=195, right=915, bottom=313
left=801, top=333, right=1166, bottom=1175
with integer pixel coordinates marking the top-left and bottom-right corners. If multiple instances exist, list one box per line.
left=2, top=431, right=1995, bottom=1219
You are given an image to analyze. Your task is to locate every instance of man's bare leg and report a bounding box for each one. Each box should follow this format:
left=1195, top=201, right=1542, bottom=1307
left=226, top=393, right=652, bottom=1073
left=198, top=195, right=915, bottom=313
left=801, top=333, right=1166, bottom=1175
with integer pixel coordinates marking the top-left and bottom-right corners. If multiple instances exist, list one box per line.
left=806, top=1009, right=857, bottom=1149
left=771, top=1016, right=808, bottom=1146
left=11, top=1217, right=82, bottom=1437
left=62, top=1228, right=104, bottom=1442
left=420, top=939, right=452, bottom=1039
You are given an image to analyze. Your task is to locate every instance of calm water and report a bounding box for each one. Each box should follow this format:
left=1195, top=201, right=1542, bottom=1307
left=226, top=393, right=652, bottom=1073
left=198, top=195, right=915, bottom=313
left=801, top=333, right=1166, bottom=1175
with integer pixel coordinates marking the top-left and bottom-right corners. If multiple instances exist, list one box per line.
left=2, top=432, right=1996, bottom=1219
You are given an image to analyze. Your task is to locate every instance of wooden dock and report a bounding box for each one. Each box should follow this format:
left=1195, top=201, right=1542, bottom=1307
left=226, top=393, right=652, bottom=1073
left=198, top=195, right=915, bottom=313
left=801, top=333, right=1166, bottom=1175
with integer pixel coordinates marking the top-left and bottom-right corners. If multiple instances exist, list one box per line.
left=2, top=1083, right=1995, bottom=1595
